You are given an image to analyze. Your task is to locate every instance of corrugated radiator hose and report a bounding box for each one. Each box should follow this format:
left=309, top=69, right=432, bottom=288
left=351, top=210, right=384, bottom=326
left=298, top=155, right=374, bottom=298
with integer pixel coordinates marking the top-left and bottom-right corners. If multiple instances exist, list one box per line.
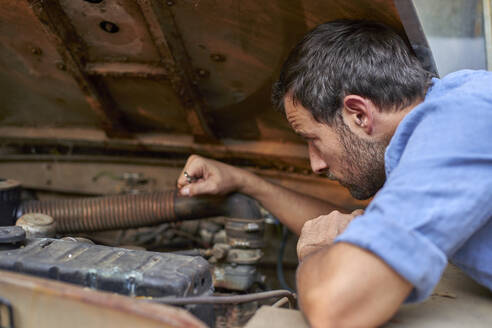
left=19, top=191, right=261, bottom=234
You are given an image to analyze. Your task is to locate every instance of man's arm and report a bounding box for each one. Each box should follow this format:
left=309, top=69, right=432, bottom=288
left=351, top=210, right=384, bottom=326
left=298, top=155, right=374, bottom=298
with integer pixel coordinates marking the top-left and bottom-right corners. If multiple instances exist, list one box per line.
left=177, top=155, right=342, bottom=234
left=297, top=243, right=412, bottom=328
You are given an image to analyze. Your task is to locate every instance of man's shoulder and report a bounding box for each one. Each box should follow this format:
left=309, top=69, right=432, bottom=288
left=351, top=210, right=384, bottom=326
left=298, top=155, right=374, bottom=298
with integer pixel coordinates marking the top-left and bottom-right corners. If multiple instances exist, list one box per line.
left=427, top=69, right=492, bottom=101
left=415, top=69, right=492, bottom=120
left=441, top=69, right=491, bottom=82
left=386, top=70, right=491, bottom=173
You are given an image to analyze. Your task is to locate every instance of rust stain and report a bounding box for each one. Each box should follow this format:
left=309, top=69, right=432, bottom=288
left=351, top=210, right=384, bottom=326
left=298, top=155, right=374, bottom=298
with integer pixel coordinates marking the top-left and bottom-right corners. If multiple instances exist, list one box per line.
left=0, top=270, right=206, bottom=327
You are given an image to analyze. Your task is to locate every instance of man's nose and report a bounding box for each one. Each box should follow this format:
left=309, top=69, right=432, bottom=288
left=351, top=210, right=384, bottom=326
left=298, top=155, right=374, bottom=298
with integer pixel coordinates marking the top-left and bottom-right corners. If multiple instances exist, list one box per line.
left=308, top=143, right=328, bottom=174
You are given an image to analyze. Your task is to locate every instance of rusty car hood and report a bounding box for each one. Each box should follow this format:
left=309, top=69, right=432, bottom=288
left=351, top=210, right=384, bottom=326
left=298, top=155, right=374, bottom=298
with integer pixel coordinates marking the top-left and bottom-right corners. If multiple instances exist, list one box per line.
left=0, top=0, right=433, bottom=171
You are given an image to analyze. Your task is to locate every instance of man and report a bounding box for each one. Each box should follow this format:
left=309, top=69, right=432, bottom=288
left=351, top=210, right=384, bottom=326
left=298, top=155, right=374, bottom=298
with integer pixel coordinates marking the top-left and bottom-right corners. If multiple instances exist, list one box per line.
left=177, top=20, right=492, bottom=327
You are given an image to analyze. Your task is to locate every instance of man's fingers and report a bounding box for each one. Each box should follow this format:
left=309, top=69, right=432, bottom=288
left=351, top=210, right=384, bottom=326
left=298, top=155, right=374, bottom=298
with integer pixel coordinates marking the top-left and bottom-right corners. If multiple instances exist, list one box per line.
left=177, top=156, right=206, bottom=188
left=180, top=179, right=218, bottom=197
left=177, top=171, right=189, bottom=189
left=297, top=212, right=359, bottom=261
left=177, top=169, right=202, bottom=188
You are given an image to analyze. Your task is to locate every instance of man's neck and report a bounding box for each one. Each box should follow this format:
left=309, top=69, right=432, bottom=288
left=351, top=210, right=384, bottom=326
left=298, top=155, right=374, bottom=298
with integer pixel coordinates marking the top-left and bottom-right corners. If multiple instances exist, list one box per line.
left=384, top=99, right=423, bottom=140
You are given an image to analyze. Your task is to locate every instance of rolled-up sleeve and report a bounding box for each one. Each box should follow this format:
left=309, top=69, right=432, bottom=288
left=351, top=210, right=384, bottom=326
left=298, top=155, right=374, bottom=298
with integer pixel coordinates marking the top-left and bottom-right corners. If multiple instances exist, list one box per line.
left=335, top=89, right=492, bottom=302
left=335, top=213, right=447, bottom=302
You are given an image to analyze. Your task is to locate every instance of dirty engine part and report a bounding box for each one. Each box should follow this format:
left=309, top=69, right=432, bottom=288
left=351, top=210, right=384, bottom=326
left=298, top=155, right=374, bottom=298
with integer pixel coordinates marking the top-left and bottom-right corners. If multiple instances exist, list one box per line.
left=19, top=190, right=261, bottom=233
left=0, top=231, right=214, bottom=324
left=0, top=179, right=21, bottom=226
left=0, top=237, right=212, bottom=298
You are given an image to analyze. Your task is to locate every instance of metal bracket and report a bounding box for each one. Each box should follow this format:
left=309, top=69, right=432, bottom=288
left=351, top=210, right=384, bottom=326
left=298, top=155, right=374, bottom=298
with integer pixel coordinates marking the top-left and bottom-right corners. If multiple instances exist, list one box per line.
left=394, top=0, right=439, bottom=75
left=484, top=0, right=492, bottom=70
left=0, top=296, right=15, bottom=328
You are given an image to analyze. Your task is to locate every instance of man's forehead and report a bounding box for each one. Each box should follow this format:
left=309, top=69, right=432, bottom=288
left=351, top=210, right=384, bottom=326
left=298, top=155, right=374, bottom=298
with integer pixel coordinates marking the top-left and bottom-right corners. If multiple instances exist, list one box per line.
left=283, top=95, right=315, bottom=128
left=284, top=98, right=302, bottom=131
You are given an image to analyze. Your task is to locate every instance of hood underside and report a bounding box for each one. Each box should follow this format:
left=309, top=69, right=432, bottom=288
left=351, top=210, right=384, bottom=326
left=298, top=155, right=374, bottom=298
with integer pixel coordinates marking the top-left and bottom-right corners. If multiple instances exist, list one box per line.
left=0, top=0, right=432, bottom=171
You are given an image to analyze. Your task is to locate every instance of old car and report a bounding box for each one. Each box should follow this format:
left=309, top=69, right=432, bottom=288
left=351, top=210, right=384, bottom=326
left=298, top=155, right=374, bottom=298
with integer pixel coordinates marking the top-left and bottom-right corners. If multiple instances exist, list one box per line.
left=0, top=0, right=491, bottom=327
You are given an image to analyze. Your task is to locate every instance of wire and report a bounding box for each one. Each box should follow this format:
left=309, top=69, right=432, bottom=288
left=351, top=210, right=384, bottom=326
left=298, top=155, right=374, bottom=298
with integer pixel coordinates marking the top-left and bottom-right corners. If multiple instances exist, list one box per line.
left=170, top=249, right=203, bottom=256
left=148, top=290, right=296, bottom=308
left=277, top=224, right=295, bottom=293
left=272, top=296, right=290, bottom=308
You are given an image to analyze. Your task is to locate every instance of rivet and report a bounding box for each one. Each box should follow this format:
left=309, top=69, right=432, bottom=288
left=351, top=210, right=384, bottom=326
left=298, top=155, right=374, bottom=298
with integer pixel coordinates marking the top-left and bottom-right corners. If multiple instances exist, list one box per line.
left=56, top=62, right=66, bottom=71
left=196, top=68, right=210, bottom=79
left=210, top=53, right=226, bottom=62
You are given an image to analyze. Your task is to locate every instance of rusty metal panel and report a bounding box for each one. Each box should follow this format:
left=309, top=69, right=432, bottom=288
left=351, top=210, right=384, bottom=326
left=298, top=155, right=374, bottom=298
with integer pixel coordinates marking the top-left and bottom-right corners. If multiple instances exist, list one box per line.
left=0, top=157, right=369, bottom=210
left=0, top=1, right=99, bottom=127
left=169, top=0, right=405, bottom=140
left=0, top=270, right=207, bottom=328
left=0, top=0, right=431, bottom=162
left=56, top=0, right=217, bottom=140
left=59, top=0, right=162, bottom=62
left=0, top=126, right=312, bottom=169
left=26, top=0, right=133, bottom=137
left=103, top=77, right=191, bottom=133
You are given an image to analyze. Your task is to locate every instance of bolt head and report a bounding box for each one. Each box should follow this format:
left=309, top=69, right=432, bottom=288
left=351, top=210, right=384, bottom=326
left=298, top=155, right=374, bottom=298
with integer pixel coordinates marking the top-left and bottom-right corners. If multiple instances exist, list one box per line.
left=30, top=47, right=42, bottom=55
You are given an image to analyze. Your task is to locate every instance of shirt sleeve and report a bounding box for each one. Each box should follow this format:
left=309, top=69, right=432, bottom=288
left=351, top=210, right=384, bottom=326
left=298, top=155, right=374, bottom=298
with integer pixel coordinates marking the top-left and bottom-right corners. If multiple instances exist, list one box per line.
left=334, top=91, right=492, bottom=303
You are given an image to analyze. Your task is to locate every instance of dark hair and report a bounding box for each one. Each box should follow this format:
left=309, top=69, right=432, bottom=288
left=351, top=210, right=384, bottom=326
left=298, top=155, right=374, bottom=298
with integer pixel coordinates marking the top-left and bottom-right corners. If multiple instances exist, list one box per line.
left=272, top=20, right=433, bottom=124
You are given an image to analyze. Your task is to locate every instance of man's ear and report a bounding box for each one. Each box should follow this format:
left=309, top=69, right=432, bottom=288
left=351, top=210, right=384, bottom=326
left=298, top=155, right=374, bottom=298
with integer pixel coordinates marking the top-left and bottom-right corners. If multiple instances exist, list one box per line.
left=342, top=95, right=375, bottom=135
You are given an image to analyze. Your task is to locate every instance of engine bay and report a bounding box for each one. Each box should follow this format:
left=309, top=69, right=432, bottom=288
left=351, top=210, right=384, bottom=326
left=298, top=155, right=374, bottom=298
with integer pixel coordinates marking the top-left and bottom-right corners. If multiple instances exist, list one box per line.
left=0, top=177, right=300, bottom=327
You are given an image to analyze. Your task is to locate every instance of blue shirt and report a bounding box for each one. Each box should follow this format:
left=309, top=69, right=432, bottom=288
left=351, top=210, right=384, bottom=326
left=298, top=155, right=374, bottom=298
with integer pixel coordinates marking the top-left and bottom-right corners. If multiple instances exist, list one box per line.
left=334, top=70, right=492, bottom=302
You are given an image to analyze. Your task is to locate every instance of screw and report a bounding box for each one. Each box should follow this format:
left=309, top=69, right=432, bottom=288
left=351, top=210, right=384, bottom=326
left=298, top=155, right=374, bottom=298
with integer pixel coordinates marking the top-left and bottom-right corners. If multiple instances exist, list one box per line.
left=167, top=0, right=175, bottom=6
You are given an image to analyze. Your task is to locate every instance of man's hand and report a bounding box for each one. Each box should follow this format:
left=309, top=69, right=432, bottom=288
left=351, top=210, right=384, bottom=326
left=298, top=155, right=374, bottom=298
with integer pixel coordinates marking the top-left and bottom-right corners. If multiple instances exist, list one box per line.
left=177, top=155, right=245, bottom=197
left=177, top=155, right=346, bottom=235
left=297, top=209, right=364, bottom=261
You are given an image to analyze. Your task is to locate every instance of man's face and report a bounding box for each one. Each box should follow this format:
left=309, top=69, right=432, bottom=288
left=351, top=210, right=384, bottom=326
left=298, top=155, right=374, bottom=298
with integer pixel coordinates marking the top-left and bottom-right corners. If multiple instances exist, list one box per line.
left=284, top=96, right=387, bottom=200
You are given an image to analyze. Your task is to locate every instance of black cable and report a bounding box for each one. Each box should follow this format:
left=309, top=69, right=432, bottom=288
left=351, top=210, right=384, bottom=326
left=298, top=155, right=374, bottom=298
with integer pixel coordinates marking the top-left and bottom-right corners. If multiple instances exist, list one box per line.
left=277, top=224, right=295, bottom=293
left=148, top=290, right=296, bottom=308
